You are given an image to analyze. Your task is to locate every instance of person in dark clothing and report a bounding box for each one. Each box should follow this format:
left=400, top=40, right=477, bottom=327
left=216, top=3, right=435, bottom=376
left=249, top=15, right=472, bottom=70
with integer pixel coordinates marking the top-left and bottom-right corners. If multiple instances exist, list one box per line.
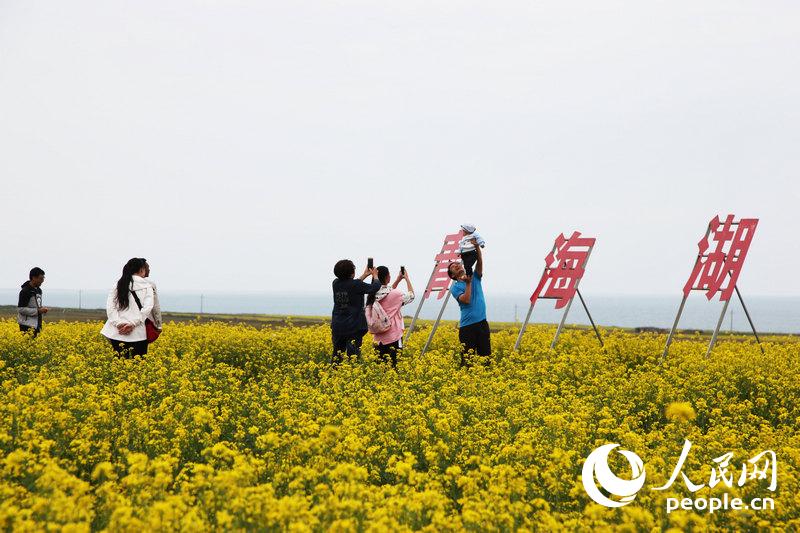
left=18, top=267, right=49, bottom=337
left=331, top=259, right=380, bottom=364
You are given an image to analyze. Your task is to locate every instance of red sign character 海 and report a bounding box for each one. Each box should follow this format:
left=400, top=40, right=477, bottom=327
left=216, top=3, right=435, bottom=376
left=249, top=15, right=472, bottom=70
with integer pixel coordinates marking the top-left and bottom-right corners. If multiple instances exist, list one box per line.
left=531, top=231, right=596, bottom=309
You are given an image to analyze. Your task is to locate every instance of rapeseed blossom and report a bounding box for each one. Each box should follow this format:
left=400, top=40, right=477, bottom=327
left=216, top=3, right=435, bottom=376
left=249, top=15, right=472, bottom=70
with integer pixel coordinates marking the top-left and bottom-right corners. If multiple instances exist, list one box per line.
left=0, top=319, right=797, bottom=530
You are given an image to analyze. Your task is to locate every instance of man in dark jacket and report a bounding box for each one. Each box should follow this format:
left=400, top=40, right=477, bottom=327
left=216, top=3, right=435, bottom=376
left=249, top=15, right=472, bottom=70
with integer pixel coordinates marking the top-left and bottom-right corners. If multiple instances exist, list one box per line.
left=331, top=259, right=379, bottom=364
left=18, top=267, right=49, bottom=337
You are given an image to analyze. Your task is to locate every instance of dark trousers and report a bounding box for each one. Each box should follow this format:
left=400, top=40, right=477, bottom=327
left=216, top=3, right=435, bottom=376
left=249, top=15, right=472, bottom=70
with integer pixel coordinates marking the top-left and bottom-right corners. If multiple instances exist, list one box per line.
left=331, top=333, right=364, bottom=365
left=19, top=324, right=40, bottom=338
left=109, top=339, right=148, bottom=358
left=458, top=319, right=491, bottom=366
left=461, top=250, right=478, bottom=276
left=375, top=341, right=400, bottom=368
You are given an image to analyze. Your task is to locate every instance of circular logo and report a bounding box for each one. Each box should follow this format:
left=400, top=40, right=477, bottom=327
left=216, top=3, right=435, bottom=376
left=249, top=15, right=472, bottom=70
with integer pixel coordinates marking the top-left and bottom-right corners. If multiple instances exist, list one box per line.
left=582, top=443, right=646, bottom=507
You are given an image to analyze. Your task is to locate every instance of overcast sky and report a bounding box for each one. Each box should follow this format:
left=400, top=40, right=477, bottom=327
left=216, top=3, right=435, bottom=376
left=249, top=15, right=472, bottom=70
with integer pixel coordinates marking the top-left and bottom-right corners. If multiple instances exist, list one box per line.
left=1, top=1, right=798, bottom=297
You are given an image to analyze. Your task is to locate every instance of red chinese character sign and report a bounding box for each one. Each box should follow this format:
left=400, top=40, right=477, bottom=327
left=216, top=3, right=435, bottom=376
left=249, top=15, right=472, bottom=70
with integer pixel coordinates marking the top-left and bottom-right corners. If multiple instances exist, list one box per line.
left=405, top=231, right=464, bottom=352
left=662, top=215, right=763, bottom=360
left=682, top=215, right=758, bottom=302
left=531, top=231, right=595, bottom=309
left=515, top=231, right=603, bottom=350
left=424, top=232, right=463, bottom=300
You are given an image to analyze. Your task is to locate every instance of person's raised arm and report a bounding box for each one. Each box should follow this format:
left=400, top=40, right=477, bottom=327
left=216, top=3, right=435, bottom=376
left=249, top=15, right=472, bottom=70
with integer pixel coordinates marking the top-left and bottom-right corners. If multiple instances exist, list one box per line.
left=457, top=277, right=472, bottom=304
left=357, top=268, right=380, bottom=294
left=473, top=238, right=483, bottom=278
left=402, top=272, right=415, bottom=304
left=393, top=269, right=416, bottom=304
left=358, top=264, right=372, bottom=281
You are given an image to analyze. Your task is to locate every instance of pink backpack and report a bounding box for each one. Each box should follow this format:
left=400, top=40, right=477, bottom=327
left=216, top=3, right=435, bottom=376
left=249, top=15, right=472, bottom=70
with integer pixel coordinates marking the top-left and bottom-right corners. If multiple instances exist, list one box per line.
left=366, top=301, right=391, bottom=333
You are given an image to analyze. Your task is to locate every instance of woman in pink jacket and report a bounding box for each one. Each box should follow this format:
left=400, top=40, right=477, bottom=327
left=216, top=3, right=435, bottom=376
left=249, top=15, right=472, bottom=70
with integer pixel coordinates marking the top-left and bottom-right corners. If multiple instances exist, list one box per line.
left=366, top=266, right=414, bottom=368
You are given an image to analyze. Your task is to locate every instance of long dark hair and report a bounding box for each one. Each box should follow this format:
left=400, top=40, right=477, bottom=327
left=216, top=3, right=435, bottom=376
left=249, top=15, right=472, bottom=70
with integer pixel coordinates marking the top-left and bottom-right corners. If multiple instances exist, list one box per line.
left=366, top=266, right=391, bottom=306
left=115, top=257, right=147, bottom=310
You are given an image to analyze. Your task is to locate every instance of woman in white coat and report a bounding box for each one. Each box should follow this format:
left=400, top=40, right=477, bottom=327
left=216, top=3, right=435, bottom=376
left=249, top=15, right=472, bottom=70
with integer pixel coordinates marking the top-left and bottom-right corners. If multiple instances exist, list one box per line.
left=101, top=257, right=154, bottom=358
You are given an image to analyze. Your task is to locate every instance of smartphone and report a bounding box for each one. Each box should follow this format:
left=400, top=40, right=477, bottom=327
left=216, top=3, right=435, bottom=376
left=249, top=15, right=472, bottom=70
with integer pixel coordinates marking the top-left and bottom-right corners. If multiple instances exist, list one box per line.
left=367, top=257, right=373, bottom=269
left=400, top=265, right=405, bottom=275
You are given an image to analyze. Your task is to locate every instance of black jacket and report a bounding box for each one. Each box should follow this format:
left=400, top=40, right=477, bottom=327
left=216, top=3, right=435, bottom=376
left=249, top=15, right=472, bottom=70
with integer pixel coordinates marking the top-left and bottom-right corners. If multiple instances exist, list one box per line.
left=331, top=278, right=381, bottom=336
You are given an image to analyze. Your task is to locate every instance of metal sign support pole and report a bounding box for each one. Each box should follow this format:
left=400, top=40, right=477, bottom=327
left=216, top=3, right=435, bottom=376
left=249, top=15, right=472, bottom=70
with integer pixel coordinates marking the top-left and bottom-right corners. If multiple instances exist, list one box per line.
left=551, top=297, right=575, bottom=349
left=404, top=263, right=439, bottom=344
left=661, top=294, right=688, bottom=362
left=421, top=291, right=451, bottom=356
left=576, top=288, right=603, bottom=347
left=405, top=294, right=426, bottom=345
left=705, top=297, right=731, bottom=358
left=734, top=284, right=764, bottom=354
left=705, top=273, right=763, bottom=358
left=551, top=244, right=596, bottom=349
left=514, top=264, right=548, bottom=352
left=513, top=302, right=536, bottom=351
left=662, top=225, right=713, bottom=362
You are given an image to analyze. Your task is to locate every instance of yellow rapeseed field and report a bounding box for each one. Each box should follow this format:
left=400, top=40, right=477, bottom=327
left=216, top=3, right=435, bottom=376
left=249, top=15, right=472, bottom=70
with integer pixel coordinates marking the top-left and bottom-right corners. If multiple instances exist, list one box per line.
left=0, top=319, right=798, bottom=531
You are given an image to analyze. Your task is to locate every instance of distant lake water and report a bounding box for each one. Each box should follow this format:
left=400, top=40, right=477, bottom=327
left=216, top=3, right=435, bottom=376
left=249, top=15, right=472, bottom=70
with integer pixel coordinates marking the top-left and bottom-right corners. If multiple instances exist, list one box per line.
left=2, top=289, right=798, bottom=334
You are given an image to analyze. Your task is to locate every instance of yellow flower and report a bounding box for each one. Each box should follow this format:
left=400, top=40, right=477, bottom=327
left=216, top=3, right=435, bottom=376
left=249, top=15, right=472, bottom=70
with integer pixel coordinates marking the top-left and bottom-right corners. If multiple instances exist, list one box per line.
left=665, top=401, right=697, bottom=423
left=0, top=318, right=795, bottom=530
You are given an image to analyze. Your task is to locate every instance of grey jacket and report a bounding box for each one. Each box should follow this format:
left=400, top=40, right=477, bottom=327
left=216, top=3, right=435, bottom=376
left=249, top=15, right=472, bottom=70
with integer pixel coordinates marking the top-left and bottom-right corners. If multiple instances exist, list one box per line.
left=17, top=281, right=43, bottom=329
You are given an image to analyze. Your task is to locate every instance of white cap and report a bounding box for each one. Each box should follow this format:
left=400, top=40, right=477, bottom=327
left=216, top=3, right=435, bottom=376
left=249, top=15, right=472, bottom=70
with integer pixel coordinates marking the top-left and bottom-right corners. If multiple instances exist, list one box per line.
left=460, top=223, right=476, bottom=233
